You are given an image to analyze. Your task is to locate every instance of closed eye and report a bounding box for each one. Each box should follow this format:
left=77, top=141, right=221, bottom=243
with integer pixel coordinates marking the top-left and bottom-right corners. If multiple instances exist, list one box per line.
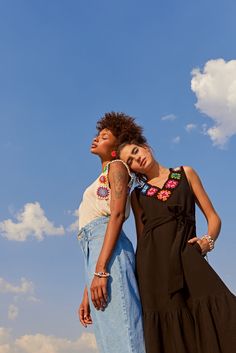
left=127, top=157, right=133, bottom=167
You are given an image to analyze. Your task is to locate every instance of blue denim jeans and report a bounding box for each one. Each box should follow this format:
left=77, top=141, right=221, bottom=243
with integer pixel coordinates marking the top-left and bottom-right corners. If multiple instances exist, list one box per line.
left=78, top=216, right=146, bottom=353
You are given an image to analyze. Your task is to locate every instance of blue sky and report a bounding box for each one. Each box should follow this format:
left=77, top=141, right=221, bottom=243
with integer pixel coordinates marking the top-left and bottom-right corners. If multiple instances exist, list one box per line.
left=0, top=1, right=236, bottom=352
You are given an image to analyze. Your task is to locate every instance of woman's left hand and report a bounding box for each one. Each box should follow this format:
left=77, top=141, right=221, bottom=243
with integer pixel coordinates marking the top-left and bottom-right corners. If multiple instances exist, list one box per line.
left=188, top=237, right=209, bottom=256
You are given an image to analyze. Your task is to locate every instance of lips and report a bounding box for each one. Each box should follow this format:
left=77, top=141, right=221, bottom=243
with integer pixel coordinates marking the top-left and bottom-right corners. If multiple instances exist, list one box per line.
left=91, top=143, right=97, bottom=149
left=140, top=157, right=146, bottom=167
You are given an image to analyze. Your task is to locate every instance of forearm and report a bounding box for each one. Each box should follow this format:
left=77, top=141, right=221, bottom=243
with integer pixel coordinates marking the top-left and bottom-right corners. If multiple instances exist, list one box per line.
left=206, top=212, right=221, bottom=241
left=95, top=212, right=125, bottom=272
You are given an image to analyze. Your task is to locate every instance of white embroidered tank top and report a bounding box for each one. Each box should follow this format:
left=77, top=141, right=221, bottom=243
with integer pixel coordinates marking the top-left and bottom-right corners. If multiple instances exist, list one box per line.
left=78, top=160, right=134, bottom=230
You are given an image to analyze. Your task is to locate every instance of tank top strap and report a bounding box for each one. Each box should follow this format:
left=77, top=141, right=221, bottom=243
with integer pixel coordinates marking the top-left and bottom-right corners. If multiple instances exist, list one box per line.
left=104, top=159, right=133, bottom=178
left=104, top=159, right=134, bottom=189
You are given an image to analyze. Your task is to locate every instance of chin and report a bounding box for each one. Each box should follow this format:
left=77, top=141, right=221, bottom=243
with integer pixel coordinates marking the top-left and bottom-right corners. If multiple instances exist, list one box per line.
left=90, top=148, right=98, bottom=154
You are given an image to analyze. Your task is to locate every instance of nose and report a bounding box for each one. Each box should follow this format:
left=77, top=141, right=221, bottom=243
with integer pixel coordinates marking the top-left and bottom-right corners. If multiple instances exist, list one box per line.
left=135, top=155, right=141, bottom=164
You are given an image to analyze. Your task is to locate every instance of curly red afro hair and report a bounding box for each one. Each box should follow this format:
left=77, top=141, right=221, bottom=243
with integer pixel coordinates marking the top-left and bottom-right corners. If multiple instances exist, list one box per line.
left=96, top=112, right=146, bottom=147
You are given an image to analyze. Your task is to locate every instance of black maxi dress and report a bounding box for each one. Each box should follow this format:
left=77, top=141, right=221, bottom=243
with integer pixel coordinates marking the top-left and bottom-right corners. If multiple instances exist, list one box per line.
left=135, top=166, right=236, bottom=353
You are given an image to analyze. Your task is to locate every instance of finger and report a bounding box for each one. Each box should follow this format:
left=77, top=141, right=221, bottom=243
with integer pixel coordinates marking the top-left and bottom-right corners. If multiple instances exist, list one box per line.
left=91, top=288, right=100, bottom=310
left=79, top=307, right=87, bottom=327
left=101, top=284, right=108, bottom=304
left=94, top=288, right=102, bottom=309
left=84, top=314, right=93, bottom=324
left=97, top=286, right=105, bottom=308
left=90, top=289, right=97, bottom=309
left=188, top=237, right=198, bottom=243
left=84, top=305, right=92, bottom=323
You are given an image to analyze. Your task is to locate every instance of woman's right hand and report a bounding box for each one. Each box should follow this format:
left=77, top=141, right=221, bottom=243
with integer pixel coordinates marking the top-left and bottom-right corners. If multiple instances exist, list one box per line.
left=78, top=287, right=93, bottom=327
left=90, top=275, right=108, bottom=310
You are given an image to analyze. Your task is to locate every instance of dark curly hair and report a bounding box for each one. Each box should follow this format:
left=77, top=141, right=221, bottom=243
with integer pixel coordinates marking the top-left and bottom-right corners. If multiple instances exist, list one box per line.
left=96, top=111, right=146, bottom=147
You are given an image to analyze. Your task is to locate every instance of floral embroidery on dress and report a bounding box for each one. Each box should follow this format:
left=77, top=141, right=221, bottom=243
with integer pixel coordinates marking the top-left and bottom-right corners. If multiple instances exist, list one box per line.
left=146, top=187, right=158, bottom=196
left=170, top=172, right=181, bottom=180
left=97, top=186, right=109, bottom=199
left=165, top=179, right=179, bottom=189
left=157, top=190, right=171, bottom=201
left=137, top=167, right=182, bottom=202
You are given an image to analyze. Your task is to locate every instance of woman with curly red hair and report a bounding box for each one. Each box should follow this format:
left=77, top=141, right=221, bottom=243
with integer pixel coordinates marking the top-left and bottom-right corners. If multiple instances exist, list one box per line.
left=78, top=112, right=146, bottom=353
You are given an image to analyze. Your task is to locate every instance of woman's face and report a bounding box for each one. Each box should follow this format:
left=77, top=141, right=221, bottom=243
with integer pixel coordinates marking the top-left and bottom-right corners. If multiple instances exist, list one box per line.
left=90, top=129, right=117, bottom=158
left=119, top=143, right=154, bottom=174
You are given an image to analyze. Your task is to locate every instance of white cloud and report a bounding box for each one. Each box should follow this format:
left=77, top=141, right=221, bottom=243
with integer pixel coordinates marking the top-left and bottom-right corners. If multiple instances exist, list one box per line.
left=8, top=305, right=18, bottom=321
left=0, top=328, right=11, bottom=344
left=0, top=202, right=65, bottom=241
left=0, top=328, right=98, bottom=353
left=172, top=136, right=180, bottom=144
left=0, top=345, right=10, bottom=353
left=0, top=328, right=11, bottom=353
left=0, top=278, right=34, bottom=295
left=161, top=114, right=177, bottom=121
left=185, top=123, right=197, bottom=132
left=191, top=58, right=236, bottom=147
left=68, top=208, right=80, bottom=233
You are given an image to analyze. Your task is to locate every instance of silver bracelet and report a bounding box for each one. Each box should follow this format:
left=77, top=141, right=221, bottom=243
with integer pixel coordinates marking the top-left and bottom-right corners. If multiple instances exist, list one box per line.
left=94, top=271, right=110, bottom=278
left=201, top=234, right=215, bottom=251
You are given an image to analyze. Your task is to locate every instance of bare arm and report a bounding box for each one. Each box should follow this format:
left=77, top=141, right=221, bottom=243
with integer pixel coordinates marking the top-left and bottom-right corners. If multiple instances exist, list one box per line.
left=90, top=161, right=129, bottom=309
left=184, top=166, right=221, bottom=253
left=95, top=161, right=129, bottom=271
left=131, top=189, right=144, bottom=240
left=78, top=286, right=93, bottom=327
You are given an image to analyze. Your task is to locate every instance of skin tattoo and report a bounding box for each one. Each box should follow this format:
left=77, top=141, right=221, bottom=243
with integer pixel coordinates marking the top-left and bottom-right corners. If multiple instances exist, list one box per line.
left=113, top=170, right=126, bottom=199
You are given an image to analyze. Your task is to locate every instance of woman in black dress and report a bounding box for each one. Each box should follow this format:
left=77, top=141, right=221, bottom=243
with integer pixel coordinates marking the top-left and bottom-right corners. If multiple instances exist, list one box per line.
left=118, top=140, right=236, bottom=353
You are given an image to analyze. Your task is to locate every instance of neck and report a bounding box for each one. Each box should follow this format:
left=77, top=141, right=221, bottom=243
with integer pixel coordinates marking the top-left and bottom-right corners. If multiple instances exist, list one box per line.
left=145, top=160, right=167, bottom=180
left=101, top=158, right=113, bottom=172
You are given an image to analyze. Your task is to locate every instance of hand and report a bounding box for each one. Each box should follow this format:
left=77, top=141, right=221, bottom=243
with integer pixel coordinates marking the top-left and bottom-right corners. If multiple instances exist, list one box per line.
left=78, top=287, right=93, bottom=327
left=90, top=275, right=108, bottom=310
left=188, top=236, right=209, bottom=256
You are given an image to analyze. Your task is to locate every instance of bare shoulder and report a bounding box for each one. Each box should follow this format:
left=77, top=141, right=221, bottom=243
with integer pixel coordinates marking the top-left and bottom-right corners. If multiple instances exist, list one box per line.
left=182, top=165, right=199, bottom=179
left=182, top=165, right=195, bottom=174
left=108, top=160, right=129, bottom=175
left=182, top=166, right=206, bottom=194
left=108, top=161, right=129, bottom=188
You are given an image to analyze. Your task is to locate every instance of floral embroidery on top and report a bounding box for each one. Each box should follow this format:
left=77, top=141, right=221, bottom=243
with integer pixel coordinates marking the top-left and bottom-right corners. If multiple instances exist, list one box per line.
left=97, top=168, right=110, bottom=200
left=96, top=160, right=133, bottom=201
left=99, top=175, right=107, bottom=184
left=97, top=186, right=110, bottom=200
left=137, top=167, right=182, bottom=202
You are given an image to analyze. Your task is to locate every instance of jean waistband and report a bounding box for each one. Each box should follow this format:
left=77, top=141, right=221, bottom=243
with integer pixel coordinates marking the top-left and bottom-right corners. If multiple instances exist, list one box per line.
left=77, top=216, right=110, bottom=239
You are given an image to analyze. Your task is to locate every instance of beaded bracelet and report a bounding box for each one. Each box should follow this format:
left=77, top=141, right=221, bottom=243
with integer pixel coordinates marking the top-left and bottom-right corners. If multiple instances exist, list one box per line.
left=94, top=271, right=110, bottom=278
left=201, top=234, right=215, bottom=251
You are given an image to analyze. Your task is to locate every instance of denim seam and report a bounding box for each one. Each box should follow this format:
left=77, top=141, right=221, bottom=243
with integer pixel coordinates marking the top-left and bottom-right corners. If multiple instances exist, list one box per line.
left=116, top=249, right=136, bottom=353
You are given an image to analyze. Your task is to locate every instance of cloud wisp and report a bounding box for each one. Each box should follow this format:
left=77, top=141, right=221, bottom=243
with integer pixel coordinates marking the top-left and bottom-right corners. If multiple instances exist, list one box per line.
left=0, top=278, right=34, bottom=295
left=0, top=277, right=39, bottom=322
left=160, top=114, right=177, bottom=121
left=185, top=124, right=197, bottom=132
